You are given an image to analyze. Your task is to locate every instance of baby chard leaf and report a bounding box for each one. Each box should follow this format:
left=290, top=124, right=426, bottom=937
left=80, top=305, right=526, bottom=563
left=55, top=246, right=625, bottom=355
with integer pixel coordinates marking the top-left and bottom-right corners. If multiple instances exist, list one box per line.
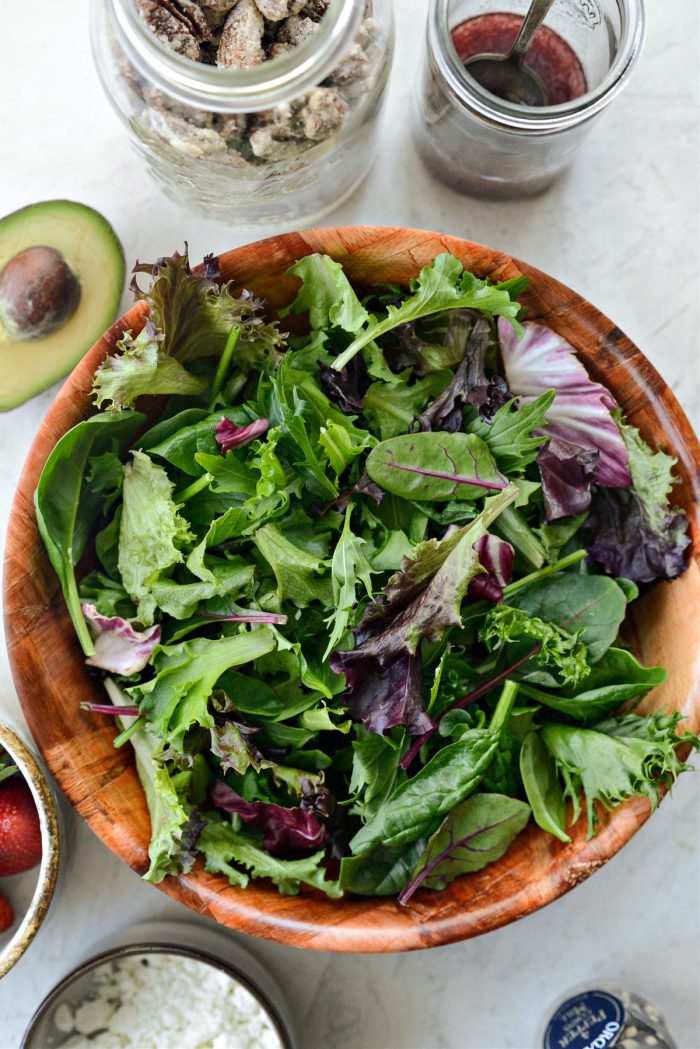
left=399, top=793, right=531, bottom=904
left=366, top=432, right=507, bottom=501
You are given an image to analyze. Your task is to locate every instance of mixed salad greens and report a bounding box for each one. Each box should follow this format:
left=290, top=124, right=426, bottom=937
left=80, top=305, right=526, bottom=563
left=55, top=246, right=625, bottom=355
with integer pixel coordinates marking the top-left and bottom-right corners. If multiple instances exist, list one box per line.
left=36, top=248, right=698, bottom=903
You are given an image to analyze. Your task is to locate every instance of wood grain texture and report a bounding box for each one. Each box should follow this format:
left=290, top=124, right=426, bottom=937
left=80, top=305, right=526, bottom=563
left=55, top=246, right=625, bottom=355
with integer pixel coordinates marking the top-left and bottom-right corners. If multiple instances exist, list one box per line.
left=4, top=227, right=700, bottom=953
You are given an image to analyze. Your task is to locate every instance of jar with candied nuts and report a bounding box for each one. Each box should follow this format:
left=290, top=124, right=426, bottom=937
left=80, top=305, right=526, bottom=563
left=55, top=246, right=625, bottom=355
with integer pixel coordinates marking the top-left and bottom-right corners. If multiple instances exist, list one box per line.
left=91, top=0, right=394, bottom=227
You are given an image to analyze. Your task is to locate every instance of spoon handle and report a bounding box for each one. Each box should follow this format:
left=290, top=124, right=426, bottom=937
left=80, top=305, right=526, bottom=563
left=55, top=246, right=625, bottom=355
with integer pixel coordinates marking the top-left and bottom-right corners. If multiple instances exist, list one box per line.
left=509, top=0, right=557, bottom=63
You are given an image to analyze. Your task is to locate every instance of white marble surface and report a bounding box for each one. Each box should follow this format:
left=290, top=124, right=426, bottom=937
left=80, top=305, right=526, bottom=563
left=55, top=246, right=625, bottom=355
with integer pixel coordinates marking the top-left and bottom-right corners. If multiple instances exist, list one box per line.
left=1, top=1, right=699, bottom=1046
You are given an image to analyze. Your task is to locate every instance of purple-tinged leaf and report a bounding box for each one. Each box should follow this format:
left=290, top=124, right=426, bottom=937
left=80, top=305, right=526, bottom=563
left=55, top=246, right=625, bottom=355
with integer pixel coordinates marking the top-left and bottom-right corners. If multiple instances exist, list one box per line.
left=328, top=473, right=385, bottom=515
left=215, top=416, right=269, bottom=453
left=210, top=782, right=328, bottom=856
left=384, top=461, right=507, bottom=491
left=329, top=651, right=431, bottom=737
left=319, top=357, right=368, bottom=414
left=467, top=534, right=514, bottom=602
left=398, top=793, right=531, bottom=905
left=498, top=319, right=631, bottom=488
left=366, top=431, right=508, bottom=501
left=587, top=487, right=690, bottom=584
left=418, top=317, right=491, bottom=432
left=81, top=702, right=141, bottom=717
left=82, top=603, right=161, bottom=675
left=202, top=609, right=288, bottom=624
left=210, top=720, right=275, bottom=776
left=537, top=437, right=599, bottom=522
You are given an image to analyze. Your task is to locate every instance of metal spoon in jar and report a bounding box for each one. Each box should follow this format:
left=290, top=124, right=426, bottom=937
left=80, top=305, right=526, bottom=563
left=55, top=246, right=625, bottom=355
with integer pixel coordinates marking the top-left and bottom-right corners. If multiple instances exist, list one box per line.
left=464, top=0, right=557, bottom=107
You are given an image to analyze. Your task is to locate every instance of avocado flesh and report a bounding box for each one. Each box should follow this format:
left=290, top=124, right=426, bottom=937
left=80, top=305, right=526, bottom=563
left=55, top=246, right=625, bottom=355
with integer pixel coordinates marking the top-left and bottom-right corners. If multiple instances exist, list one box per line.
left=0, top=200, right=125, bottom=410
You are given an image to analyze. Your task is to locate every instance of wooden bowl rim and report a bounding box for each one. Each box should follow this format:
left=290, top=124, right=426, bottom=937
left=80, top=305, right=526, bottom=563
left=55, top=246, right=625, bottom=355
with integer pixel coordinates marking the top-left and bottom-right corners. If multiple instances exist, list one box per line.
left=5, top=225, right=700, bottom=954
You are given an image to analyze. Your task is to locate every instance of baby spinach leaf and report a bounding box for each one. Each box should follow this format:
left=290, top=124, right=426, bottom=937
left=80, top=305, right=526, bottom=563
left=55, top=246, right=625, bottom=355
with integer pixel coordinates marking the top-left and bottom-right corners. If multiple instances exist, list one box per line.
left=35, top=410, right=145, bottom=655
left=340, top=839, right=426, bottom=896
left=349, top=727, right=404, bottom=820
left=519, top=731, right=570, bottom=843
left=366, top=432, right=507, bottom=501
left=333, top=254, right=524, bottom=371
left=518, top=648, right=667, bottom=723
left=507, top=573, right=627, bottom=663
left=149, top=407, right=252, bottom=476
left=281, top=253, right=369, bottom=333
left=216, top=670, right=319, bottom=721
left=467, top=391, right=555, bottom=473
left=399, top=793, right=531, bottom=903
left=136, top=407, right=210, bottom=451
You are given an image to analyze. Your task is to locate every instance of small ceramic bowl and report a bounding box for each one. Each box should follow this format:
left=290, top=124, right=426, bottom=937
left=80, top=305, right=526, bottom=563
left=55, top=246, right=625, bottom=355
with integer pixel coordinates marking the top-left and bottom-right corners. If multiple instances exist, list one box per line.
left=0, top=719, right=61, bottom=979
left=21, top=919, right=296, bottom=1049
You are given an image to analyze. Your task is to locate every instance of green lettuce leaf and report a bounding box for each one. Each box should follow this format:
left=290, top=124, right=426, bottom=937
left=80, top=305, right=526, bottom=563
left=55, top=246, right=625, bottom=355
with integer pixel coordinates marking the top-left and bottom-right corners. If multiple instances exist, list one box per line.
left=253, top=524, right=332, bottom=609
left=281, top=253, right=369, bottom=333
left=482, top=604, right=590, bottom=688
left=117, top=451, right=193, bottom=624
left=362, top=370, right=452, bottom=441
left=92, top=323, right=207, bottom=413
left=340, top=839, right=426, bottom=896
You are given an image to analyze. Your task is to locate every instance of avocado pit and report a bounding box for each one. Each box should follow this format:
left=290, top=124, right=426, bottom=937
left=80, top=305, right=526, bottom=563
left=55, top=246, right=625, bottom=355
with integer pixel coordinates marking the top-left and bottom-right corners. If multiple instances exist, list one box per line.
left=0, top=245, right=81, bottom=341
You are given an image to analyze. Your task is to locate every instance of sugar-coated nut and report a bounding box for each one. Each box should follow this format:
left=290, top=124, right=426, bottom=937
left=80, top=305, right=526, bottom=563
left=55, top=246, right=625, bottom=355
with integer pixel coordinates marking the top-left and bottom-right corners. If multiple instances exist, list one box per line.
left=254, top=0, right=306, bottom=20
left=327, top=41, right=369, bottom=85
left=171, top=0, right=213, bottom=40
left=217, top=0, right=265, bottom=68
left=216, top=112, right=248, bottom=140
left=299, top=87, right=348, bottom=139
left=150, top=109, right=228, bottom=156
left=248, top=125, right=305, bottom=160
left=134, top=0, right=202, bottom=59
left=301, top=0, right=330, bottom=19
left=143, top=84, right=214, bottom=127
left=202, top=0, right=239, bottom=11
left=267, top=41, right=295, bottom=60
left=276, top=14, right=318, bottom=46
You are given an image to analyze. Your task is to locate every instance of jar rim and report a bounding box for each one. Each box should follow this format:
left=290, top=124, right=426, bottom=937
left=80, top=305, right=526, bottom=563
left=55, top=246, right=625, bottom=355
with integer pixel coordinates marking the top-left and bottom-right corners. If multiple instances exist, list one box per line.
left=429, top=0, right=646, bottom=133
left=107, top=0, right=365, bottom=112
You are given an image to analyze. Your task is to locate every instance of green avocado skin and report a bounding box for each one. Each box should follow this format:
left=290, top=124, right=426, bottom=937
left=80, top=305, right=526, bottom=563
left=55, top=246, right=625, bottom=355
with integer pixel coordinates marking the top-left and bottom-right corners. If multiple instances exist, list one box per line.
left=0, top=199, right=125, bottom=411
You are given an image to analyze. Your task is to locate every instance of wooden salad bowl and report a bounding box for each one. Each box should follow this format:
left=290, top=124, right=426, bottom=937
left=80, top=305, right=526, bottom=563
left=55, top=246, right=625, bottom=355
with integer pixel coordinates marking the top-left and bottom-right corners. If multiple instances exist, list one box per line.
left=5, top=227, right=700, bottom=953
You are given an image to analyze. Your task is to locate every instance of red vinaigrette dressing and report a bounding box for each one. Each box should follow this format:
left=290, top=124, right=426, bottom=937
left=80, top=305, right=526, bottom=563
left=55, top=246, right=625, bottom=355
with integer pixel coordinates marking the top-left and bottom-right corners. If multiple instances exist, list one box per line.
left=452, top=13, right=587, bottom=105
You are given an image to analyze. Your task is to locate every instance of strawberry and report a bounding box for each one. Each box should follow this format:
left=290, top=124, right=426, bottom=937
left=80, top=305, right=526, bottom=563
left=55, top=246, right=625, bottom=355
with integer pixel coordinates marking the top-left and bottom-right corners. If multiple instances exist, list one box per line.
left=0, top=778, right=42, bottom=876
left=0, top=890, right=13, bottom=932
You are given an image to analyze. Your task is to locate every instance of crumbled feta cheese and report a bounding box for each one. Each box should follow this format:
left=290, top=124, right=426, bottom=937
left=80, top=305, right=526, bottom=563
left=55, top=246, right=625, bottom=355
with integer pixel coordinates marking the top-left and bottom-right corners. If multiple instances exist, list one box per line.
left=51, top=953, right=285, bottom=1049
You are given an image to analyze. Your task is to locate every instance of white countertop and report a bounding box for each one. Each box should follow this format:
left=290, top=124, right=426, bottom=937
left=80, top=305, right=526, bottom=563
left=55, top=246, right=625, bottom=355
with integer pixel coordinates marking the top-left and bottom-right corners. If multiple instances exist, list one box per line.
left=1, top=1, right=698, bottom=1046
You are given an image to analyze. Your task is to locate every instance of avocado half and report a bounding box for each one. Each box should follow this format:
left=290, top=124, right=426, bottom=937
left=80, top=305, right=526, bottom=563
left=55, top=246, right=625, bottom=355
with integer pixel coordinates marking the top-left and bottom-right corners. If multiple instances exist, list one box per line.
left=0, top=200, right=125, bottom=410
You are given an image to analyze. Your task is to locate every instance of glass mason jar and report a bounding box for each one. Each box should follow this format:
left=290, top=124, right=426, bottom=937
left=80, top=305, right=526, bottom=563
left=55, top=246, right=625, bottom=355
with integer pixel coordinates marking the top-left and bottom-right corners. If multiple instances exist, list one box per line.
left=91, top=0, right=394, bottom=228
left=414, top=0, right=645, bottom=199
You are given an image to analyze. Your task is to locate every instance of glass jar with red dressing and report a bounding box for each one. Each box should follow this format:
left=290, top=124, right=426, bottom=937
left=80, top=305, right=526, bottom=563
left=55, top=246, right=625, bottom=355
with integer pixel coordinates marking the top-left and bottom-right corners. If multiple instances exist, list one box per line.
left=414, top=0, right=645, bottom=199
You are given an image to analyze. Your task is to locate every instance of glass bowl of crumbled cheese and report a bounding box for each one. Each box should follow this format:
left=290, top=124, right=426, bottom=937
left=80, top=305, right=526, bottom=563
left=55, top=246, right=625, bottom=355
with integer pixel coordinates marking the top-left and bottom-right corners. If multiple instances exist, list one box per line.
left=21, top=921, right=294, bottom=1049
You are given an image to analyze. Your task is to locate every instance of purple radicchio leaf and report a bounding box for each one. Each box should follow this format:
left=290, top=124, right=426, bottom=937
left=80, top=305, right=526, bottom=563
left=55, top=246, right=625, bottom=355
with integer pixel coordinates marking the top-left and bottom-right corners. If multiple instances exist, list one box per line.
left=498, top=318, right=631, bottom=488
left=319, top=356, right=368, bottom=414
left=210, top=781, right=328, bottom=856
left=82, top=603, right=160, bottom=675
left=467, top=534, right=514, bottom=602
left=537, top=437, right=600, bottom=522
left=328, top=650, right=431, bottom=737
left=418, top=317, right=499, bottom=432
left=215, top=416, right=269, bottom=453
left=586, top=487, right=690, bottom=584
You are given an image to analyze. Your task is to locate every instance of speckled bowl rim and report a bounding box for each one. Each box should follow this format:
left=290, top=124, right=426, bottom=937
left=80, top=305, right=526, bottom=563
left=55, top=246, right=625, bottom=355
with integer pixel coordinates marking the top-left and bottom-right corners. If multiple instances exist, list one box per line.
left=21, top=941, right=293, bottom=1049
left=0, top=721, right=61, bottom=980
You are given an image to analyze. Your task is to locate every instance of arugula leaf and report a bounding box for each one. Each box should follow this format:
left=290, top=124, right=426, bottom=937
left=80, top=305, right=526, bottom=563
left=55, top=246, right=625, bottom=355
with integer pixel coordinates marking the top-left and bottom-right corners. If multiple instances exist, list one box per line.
left=517, top=648, right=667, bottom=723
left=541, top=716, right=698, bottom=837
left=482, top=604, right=590, bottom=688
left=151, top=560, right=255, bottom=619
left=135, top=629, right=276, bottom=749
left=467, top=391, right=555, bottom=473
left=340, top=839, right=426, bottom=896
left=197, top=820, right=342, bottom=897
left=281, top=253, right=369, bottom=332
left=507, top=573, right=627, bottom=664
left=399, top=793, right=531, bottom=903
left=35, top=411, right=146, bottom=655
left=366, top=432, right=508, bottom=501
left=92, top=322, right=206, bottom=413
left=333, top=254, right=524, bottom=371
left=520, top=731, right=570, bottom=843
left=117, top=451, right=193, bottom=624
left=350, top=681, right=518, bottom=853
left=324, top=503, right=374, bottom=658
left=362, top=370, right=451, bottom=441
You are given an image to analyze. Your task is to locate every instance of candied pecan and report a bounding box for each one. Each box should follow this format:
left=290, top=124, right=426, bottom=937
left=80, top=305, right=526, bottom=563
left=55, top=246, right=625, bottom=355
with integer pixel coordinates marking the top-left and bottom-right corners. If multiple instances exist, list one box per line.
left=248, top=125, right=305, bottom=160
left=216, top=112, right=249, bottom=140
left=150, top=110, right=228, bottom=156
left=275, top=15, right=318, bottom=46
left=217, top=0, right=265, bottom=68
left=267, top=41, right=295, bottom=59
left=299, top=87, right=348, bottom=140
left=171, top=0, right=212, bottom=40
left=202, top=0, right=239, bottom=11
left=135, top=0, right=203, bottom=59
left=325, top=42, right=369, bottom=85
left=143, top=84, right=214, bottom=127
left=254, top=0, right=306, bottom=20
left=301, top=0, right=330, bottom=20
